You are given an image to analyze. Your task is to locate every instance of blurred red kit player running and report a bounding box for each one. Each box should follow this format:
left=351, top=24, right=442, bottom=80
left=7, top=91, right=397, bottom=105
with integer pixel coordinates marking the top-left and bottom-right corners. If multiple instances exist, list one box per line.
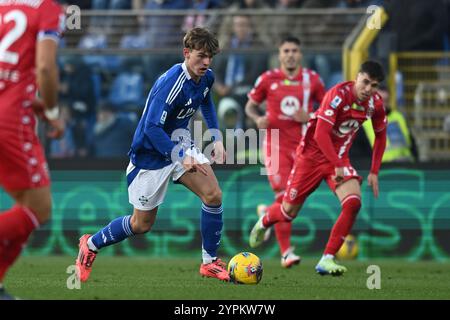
left=250, top=61, right=387, bottom=276
left=246, top=36, right=325, bottom=267
left=0, top=0, right=65, bottom=299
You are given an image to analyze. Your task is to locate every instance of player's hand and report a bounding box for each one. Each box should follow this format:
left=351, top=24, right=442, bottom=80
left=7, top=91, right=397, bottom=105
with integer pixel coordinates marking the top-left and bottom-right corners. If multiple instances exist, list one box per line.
left=31, top=98, right=46, bottom=119
left=182, top=155, right=208, bottom=176
left=47, top=118, right=65, bottom=139
left=333, top=167, right=345, bottom=184
left=211, top=140, right=226, bottom=164
left=292, top=109, right=309, bottom=123
left=256, top=116, right=269, bottom=129
left=367, top=173, right=379, bottom=198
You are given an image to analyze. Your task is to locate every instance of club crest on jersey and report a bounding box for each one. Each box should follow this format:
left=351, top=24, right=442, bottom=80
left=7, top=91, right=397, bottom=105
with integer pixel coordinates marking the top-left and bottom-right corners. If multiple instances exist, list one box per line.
left=289, top=188, right=298, bottom=200
left=280, top=96, right=300, bottom=116
left=330, top=96, right=342, bottom=109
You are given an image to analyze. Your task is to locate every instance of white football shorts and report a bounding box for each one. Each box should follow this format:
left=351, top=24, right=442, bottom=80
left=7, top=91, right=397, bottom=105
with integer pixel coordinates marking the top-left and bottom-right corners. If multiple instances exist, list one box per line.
left=127, top=147, right=210, bottom=211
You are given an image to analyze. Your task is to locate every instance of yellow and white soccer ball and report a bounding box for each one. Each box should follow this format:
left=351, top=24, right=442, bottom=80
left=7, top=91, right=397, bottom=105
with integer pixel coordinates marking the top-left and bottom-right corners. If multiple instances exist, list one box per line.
left=228, top=252, right=263, bottom=284
left=336, top=234, right=359, bottom=260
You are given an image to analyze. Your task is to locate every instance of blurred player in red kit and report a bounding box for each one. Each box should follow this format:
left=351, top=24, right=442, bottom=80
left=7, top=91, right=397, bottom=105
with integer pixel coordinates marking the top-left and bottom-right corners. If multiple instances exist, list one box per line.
left=0, top=0, right=65, bottom=299
left=250, top=61, right=387, bottom=275
left=245, top=36, right=325, bottom=268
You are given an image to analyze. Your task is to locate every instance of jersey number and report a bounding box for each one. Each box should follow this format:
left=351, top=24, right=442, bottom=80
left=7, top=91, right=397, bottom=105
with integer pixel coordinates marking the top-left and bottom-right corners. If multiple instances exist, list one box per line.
left=0, top=10, right=27, bottom=65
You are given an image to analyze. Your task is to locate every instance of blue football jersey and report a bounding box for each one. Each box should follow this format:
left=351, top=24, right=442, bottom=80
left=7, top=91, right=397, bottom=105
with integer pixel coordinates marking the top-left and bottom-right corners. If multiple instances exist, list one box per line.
left=129, top=62, right=218, bottom=170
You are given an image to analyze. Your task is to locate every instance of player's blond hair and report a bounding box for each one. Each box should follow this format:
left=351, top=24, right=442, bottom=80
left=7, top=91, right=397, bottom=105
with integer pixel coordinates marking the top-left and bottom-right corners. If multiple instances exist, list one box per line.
left=183, top=27, right=220, bottom=57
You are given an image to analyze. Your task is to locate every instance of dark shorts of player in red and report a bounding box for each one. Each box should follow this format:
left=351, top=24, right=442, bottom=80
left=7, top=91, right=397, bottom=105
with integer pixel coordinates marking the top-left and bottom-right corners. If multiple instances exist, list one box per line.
left=0, top=111, right=50, bottom=191
left=283, top=153, right=363, bottom=206
left=265, top=142, right=297, bottom=198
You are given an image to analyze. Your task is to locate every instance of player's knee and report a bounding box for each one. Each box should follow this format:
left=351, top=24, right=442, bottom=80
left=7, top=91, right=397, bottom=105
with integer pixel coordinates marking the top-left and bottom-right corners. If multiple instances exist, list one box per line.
left=342, top=195, right=361, bottom=214
left=32, top=198, right=52, bottom=224
left=132, top=219, right=154, bottom=234
left=201, top=187, right=222, bottom=206
left=282, top=203, right=299, bottom=219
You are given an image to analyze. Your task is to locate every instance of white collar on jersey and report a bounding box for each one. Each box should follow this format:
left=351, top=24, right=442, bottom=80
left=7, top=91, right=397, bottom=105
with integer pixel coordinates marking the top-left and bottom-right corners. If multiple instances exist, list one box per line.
left=181, top=62, right=192, bottom=80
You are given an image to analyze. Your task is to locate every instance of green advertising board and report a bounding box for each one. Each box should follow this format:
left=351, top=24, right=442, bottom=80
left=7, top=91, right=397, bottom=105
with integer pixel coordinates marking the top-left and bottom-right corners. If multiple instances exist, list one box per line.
left=1, top=167, right=448, bottom=260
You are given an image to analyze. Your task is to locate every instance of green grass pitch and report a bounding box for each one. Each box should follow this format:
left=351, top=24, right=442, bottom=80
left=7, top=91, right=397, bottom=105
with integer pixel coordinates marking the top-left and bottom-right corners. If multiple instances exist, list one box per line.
left=4, top=256, right=450, bottom=300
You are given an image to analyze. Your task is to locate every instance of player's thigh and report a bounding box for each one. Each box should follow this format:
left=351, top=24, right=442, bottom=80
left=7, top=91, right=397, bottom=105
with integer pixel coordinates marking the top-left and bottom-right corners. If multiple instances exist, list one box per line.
left=281, top=201, right=303, bottom=217
left=127, top=162, right=173, bottom=211
left=131, top=207, right=158, bottom=234
left=325, top=164, right=363, bottom=201
left=177, top=164, right=222, bottom=205
left=282, top=156, right=325, bottom=216
left=7, top=186, right=52, bottom=224
left=335, top=178, right=362, bottom=202
left=266, top=150, right=294, bottom=193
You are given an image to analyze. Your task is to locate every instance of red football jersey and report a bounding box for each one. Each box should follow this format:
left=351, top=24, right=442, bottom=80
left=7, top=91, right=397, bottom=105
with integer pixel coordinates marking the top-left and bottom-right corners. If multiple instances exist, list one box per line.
left=300, top=81, right=387, bottom=164
left=0, top=0, right=64, bottom=120
left=248, top=67, right=325, bottom=147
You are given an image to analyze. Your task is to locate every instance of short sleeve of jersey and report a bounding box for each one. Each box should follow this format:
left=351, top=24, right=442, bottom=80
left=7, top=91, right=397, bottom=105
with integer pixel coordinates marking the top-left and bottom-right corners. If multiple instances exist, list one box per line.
left=316, top=88, right=343, bottom=126
left=371, top=94, right=387, bottom=132
left=248, top=73, right=268, bottom=104
left=37, top=0, right=65, bottom=42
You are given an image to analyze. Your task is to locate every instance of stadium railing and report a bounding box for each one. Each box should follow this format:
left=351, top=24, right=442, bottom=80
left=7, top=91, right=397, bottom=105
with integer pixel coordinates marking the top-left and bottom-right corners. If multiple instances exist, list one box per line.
left=390, top=52, right=450, bottom=161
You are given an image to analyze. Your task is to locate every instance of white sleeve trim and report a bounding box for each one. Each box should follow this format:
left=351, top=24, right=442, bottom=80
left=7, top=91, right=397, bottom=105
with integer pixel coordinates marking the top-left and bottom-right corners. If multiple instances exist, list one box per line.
left=317, top=115, right=335, bottom=126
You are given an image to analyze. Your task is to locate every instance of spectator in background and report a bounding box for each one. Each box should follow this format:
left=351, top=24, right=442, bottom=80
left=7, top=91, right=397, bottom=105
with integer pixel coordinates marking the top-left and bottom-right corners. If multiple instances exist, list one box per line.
left=182, top=0, right=223, bottom=33
left=214, top=15, right=268, bottom=129
left=93, top=101, right=136, bottom=158
left=49, top=105, right=76, bottom=159
left=59, top=56, right=97, bottom=157
left=217, top=0, right=272, bottom=47
left=362, top=85, right=418, bottom=162
left=266, top=0, right=302, bottom=45
left=142, top=0, right=190, bottom=48
left=107, top=57, right=146, bottom=114
left=385, top=0, right=448, bottom=52
left=91, top=0, right=131, bottom=9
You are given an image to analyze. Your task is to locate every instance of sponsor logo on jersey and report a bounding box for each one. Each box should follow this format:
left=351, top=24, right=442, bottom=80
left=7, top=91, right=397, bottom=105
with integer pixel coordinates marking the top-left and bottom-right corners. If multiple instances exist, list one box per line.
left=184, top=98, right=192, bottom=106
left=280, top=96, right=300, bottom=116
left=330, top=95, right=342, bottom=109
left=337, top=119, right=360, bottom=136
left=282, top=79, right=300, bottom=86
left=324, top=109, right=334, bottom=116
left=343, top=105, right=350, bottom=111
left=351, top=103, right=365, bottom=111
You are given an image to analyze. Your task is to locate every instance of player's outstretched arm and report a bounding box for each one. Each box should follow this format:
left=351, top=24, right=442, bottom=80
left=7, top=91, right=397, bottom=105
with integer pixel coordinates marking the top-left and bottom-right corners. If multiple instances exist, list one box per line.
left=35, top=39, right=64, bottom=139
left=36, top=39, right=59, bottom=113
left=368, top=127, right=387, bottom=198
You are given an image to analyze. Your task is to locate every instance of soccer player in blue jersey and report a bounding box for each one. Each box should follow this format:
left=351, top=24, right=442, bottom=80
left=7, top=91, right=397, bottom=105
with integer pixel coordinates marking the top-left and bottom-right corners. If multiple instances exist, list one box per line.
left=75, top=27, right=230, bottom=282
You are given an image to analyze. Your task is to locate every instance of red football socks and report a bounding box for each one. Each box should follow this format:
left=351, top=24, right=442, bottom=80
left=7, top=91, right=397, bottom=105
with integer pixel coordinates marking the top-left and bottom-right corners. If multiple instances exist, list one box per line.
left=0, top=205, right=39, bottom=281
left=324, top=195, right=361, bottom=255
left=262, top=202, right=293, bottom=228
